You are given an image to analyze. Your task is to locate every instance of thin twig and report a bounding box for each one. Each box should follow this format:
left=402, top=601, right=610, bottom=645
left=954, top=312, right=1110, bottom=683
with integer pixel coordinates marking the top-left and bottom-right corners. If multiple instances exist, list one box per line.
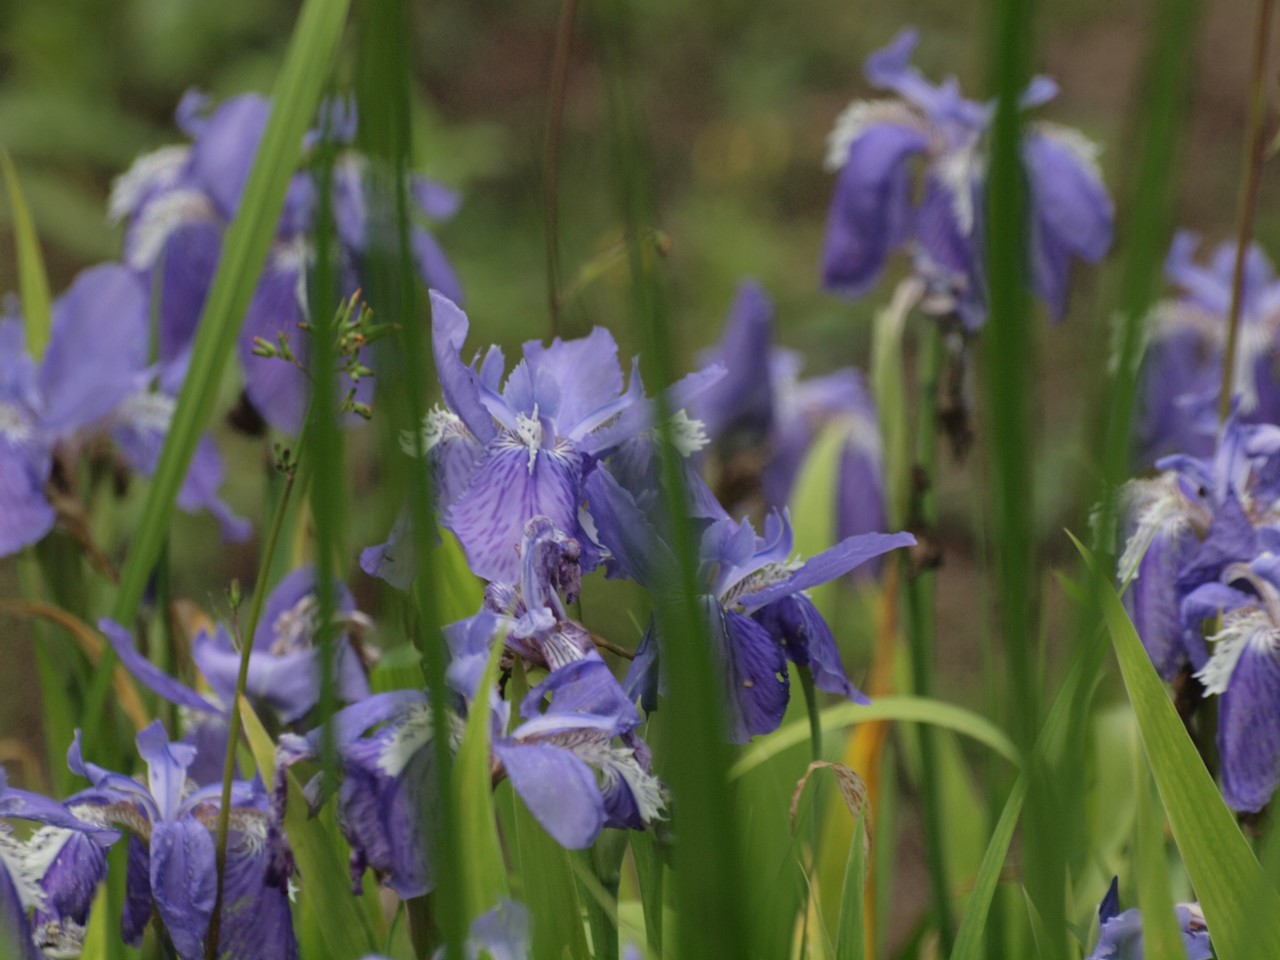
left=543, top=0, right=581, bottom=336
left=206, top=461, right=302, bottom=960
left=590, top=630, right=636, bottom=661
left=1219, top=0, right=1275, bottom=419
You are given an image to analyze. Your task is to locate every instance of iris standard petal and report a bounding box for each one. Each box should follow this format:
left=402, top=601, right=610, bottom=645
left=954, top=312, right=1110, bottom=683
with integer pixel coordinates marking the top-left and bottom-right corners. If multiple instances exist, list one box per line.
left=430, top=292, right=496, bottom=443
left=187, top=94, right=271, bottom=220
left=522, top=326, right=626, bottom=437
left=694, top=279, right=776, bottom=442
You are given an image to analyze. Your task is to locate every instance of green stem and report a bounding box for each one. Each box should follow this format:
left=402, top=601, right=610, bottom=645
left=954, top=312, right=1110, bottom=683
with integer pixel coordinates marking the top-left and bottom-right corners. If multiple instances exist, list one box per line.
left=543, top=0, right=580, bottom=336
left=798, top=665, right=823, bottom=762
left=205, top=460, right=303, bottom=960
left=1218, top=0, right=1275, bottom=419
left=904, top=322, right=954, bottom=955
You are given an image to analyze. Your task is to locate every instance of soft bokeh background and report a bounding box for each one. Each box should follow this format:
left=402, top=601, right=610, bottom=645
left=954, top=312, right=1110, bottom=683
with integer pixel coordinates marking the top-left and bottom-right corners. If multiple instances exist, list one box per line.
left=0, top=0, right=1272, bottom=944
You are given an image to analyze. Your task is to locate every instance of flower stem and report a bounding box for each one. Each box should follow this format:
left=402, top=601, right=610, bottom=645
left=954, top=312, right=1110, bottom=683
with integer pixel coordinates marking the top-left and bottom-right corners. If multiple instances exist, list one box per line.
left=205, top=457, right=303, bottom=960
left=798, top=664, right=823, bottom=762
left=903, top=321, right=954, bottom=954
left=1219, top=0, right=1275, bottom=420
left=543, top=0, right=580, bottom=337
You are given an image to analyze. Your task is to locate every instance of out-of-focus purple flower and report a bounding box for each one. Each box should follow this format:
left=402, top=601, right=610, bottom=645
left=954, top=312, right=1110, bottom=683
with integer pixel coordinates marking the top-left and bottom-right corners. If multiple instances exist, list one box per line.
left=66, top=722, right=296, bottom=960
left=0, top=769, right=116, bottom=960
left=0, top=265, right=248, bottom=559
left=364, top=898, right=531, bottom=960
left=693, top=281, right=890, bottom=579
left=1136, top=231, right=1280, bottom=462
left=109, top=90, right=464, bottom=434
left=822, top=28, right=1113, bottom=327
left=1085, top=878, right=1212, bottom=960
left=585, top=465, right=913, bottom=741
left=101, top=569, right=372, bottom=779
left=363, top=292, right=722, bottom=585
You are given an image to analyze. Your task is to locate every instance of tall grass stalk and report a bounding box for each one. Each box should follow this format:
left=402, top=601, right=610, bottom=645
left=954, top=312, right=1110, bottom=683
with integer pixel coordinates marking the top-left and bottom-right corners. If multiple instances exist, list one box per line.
left=544, top=0, right=580, bottom=336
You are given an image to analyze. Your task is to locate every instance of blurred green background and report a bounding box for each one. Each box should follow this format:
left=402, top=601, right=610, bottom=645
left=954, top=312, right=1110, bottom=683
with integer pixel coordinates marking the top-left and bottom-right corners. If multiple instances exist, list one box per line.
left=0, top=0, right=1273, bottom=946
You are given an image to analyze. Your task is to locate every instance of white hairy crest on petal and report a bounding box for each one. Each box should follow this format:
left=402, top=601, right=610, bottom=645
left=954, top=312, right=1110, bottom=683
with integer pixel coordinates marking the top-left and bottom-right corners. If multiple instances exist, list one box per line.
left=400, top=405, right=468, bottom=458
left=668, top=409, right=709, bottom=458
left=1117, top=474, right=1196, bottom=586
left=0, top=402, right=32, bottom=442
left=515, top=405, right=544, bottom=474
left=125, top=188, right=217, bottom=270
left=824, top=99, right=930, bottom=172
left=108, top=145, right=191, bottom=222
left=1195, top=607, right=1275, bottom=696
left=376, top=703, right=434, bottom=779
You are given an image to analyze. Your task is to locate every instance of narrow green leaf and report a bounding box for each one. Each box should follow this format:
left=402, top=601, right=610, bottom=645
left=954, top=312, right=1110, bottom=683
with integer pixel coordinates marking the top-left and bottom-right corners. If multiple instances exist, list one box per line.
left=950, top=775, right=1027, bottom=960
left=0, top=147, right=53, bottom=358
left=454, top=629, right=510, bottom=917
left=107, top=0, right=351, bottom=628
left=834, top=804, right=869, bottom=960
left=730, top=696, right=1019, bottom=780
left=1134, top=760, right=1183, bottom=959
left=868, top=279, right=916, bottom=528
left=240, top=699, right=378, bottom=958
left=1076, top=536, right=1280, bottom=960
left=630, top=830, right=664, bottom=957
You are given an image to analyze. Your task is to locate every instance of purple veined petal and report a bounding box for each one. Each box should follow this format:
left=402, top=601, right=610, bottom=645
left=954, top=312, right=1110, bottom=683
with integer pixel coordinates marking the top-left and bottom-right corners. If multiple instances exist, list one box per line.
left=411, top=225, right=466, bottom=306
left=582, top=466, right=678, bottom=591
left=98, top=619, right=221, bottom=716
left=1216, top=632, right=1280, bottom=812
left=187, top=94, right=271, bottom=221
left=29, top=826, right=109, bottom=945
left=494, top=741, right=605, bottom=849
left=237, top=256, right=310, bottom=435
left=66, top=732, right=159, bottom=818
left=149, top=818, right=218, bottom=960
left=0, top=425, right=55, bottom=558
left=737, top=531, right=916, bottom=613
left=1124, top=532, right=1198, bottom=680
left=320, top=690, right=431, bottom=754
left=713, top=604, right=790, bottom=743
left=693, top=279, right=776, bottom=443
left=444, top=610, right=502, bottom=662
left=445, top=437, right=583, bottom=584
left=211, top=813, right=298, bottom=960
left=121, top=836, right=152, bottom=946
left=821, top=122, right=929, bottom=298
left=1174, top=492, right=1258, bottom=594
left=521, top=327, right=626, bottom=437
left=182, top=712, right=233, bottom=788
left=520, top=658, right=640, bottom=728
left=599, top=732, right=659, bottom=831
left=0, top=789, right=116, bottom=845
left=137, top=722, right=197, bottom=821
left=430, top=291, right=496, bottom=443
left=38, top=264, right=150, bottom=433
left=500, top=359, right=561, bottom=422
left=753, top=594, right=869, bottom=703
left=411, top=176, right=462, bottom=222
left=158, top=218, right=223, bottom=364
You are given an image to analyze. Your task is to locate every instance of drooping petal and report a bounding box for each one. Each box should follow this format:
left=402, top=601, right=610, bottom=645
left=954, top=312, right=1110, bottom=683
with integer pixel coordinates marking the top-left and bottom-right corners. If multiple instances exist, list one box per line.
left=1124, top=529, right=1198, bottom=679
left=1217, top=633, right=1280, bottom=812
left=121, top=836, right=152, bottom=946
left=0, top=425, right=54, bottom=558
left=0, top=856, right=38, bottom=960
left=411, top=226, right=466, bottom=306
left=149, top=818, right=218, bottom=960
left=736, top=531, right=915, bottom=613
left=494, top=741, right=604, bottom=849
left=157, top=218, right=223, bottom=364
left=711, top=603, right=790, bottom=743
left=753, top=594, right=869, bottom=702
left=99, top=618, right=223, bottom=714
left=821, top=121, right=929, bottom=297
left=445, top=438, right=582, bottom=584
left=211, top=812, right=298, bottom=960
left=29, top=825, right=108, bottom=948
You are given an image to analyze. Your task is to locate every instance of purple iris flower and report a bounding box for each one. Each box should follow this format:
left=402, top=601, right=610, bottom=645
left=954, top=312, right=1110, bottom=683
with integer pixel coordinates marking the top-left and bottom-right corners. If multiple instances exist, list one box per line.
left=822, top=28, right=1113, bottom=328
left=1118, top=412, right=1278, bottom=682
left=364, top=291, right=722, bottom=585
left=108, top=90, right=464, bottom=434
left=1136, top=231, right=1280, bottom=462
left=65, top=722, right=296, bottom=959
left=101, top=569, right=372, bottom=783
left=693, top=281, right=889, bottom=579
left=584, top=465, right=914, bottom=741
left=0, top=264, right=247, bottom=559
left=0, top=768, right=116, bottom=960
left=362, top=898, right=531, bottom=960
left=1085, top=879, right=1211, bottom=960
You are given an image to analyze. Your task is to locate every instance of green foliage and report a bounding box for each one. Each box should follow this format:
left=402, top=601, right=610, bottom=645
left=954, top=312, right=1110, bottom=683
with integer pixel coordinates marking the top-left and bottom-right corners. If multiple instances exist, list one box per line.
left=0, top=148, right=53, bottom=358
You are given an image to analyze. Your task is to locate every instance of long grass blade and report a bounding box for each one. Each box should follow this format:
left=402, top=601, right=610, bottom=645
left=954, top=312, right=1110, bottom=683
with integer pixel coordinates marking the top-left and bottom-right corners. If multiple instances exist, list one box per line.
left=0, top=147, right=52, bottom=358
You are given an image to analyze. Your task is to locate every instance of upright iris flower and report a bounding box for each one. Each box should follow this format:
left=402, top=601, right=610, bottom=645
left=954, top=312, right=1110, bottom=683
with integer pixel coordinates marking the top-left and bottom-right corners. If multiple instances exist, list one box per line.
left=0, top=264, right=247, bottom=559
left=66, top=722, right=296, bottom=960
left=1137, top=231, right=1280, bottom=461
left=822, top=28, right=1113, bottom=327
left=109, top=90, right=463, bottom=434
left=366, top=291, right=721, bottom=585
left=693, top=280, right=888, bottom=578
left=585, top=466, right=913, bottom=741
left=0, top=769, right=115, bottom=960
left=1118, top=412, right=1279, bottom=681
left=1085, top=880, right=1211, bottom=960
